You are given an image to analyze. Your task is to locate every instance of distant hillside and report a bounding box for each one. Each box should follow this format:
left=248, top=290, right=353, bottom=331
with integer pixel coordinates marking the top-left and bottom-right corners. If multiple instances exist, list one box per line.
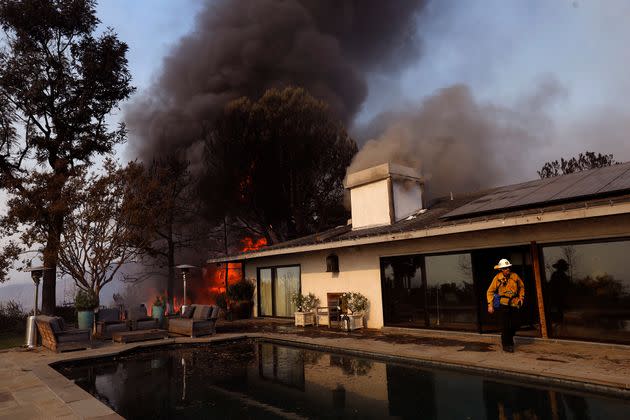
left=0, top=278, right=76, bottom=310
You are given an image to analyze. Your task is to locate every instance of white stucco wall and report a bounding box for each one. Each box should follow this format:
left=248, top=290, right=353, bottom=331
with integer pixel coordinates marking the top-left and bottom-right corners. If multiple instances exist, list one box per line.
left=349, top=179, right=391, bottom=229
left=244, top=213, right=630, bottom=329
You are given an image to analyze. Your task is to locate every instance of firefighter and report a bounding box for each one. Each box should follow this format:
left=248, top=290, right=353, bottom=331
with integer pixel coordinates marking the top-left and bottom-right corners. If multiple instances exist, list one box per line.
left=487, top=258, right=525, bottom=352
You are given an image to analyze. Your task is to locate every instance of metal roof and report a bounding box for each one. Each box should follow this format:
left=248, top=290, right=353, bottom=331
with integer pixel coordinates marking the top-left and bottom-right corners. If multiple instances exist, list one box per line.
left=442, top=162, right=630, bottom=219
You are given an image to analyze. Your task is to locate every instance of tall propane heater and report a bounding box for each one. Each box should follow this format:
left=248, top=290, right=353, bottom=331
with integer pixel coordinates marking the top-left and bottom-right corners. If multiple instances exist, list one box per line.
left=23, top=266, right=49, bottom=349
left=176, top=265, right=197, bottom=314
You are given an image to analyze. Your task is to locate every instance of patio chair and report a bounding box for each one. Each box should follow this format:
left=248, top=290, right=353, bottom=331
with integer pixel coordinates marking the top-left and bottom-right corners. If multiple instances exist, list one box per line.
left=35, top=315, right=91, bottom=352
left=315, top=293, right=343, bottom=327
left=126, top=305, right=160, bottom=331
left=168, top=304, right=219, bottom=337
left=95, top=308, right=129, bottom=339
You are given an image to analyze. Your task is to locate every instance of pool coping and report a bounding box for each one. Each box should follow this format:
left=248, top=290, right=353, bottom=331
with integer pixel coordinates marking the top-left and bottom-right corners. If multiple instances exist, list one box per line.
left=17, top=331, right=630, bottom=418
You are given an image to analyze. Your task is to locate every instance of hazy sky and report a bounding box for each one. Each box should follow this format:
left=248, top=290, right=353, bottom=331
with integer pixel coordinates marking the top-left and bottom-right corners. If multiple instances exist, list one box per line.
left=3, top=0, right=630, bottom=300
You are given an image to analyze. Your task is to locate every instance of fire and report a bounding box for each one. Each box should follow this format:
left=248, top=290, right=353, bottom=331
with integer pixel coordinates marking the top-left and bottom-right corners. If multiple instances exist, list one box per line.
left=141, top=236, right=267, bottom=315
left=241, top=236, right=267, bottom=252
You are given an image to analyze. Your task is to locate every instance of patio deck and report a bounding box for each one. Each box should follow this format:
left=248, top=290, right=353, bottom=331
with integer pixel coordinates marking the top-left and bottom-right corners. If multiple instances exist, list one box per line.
left=0, top=319, right=628, bottom=419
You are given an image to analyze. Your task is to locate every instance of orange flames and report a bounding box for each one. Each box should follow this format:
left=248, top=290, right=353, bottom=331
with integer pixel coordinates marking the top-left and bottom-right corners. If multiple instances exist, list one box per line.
left=241, top=236, right=267, bottom=252
left=143, top=236, right=267, bottom=315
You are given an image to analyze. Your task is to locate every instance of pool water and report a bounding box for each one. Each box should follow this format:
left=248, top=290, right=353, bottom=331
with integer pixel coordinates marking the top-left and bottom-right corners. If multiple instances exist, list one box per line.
left=55, top=340, right=629, bottom=419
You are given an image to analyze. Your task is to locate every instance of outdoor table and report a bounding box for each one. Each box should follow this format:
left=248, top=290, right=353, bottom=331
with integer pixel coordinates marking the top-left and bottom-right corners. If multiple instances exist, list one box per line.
left=112, top=329, right=169, bottom=343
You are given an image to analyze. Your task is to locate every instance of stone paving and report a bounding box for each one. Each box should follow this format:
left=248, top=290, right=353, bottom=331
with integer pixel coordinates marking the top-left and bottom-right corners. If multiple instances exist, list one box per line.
left=1, top=319, right=629, bottom=419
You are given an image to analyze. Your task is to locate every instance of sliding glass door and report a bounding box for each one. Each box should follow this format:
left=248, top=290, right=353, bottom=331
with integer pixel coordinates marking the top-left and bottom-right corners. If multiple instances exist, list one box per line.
left=381, top=246, right=538, bottom=334
left=257, top=265, right=301, bottom=317
left=259, top=268, right=273, bottom=316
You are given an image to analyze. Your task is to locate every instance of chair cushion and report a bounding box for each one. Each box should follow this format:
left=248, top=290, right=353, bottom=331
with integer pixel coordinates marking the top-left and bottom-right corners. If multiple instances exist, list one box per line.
left=135, top=319, right=158, bottom=329
left=98, top=308, right=120, bottom=322
left=49, top=317, right=62, bottom=333
left=105, top=323, right=128, bottom=333
left=193, top=305, right=211, bottom=320
left=210, top=305, right=220, bottom=319
left=182, top=306, right=195, bottom=319
left=57, top=331, right=89, bottom=343
left=127, top=305, right=148, bottom=320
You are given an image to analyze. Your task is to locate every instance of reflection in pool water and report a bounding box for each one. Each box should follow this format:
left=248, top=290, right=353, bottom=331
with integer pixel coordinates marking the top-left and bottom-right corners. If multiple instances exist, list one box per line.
left=55, top=340, right=629, bottom=419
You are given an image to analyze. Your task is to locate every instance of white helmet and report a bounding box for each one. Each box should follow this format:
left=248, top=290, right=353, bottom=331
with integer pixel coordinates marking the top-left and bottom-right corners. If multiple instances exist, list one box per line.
left=494, top=258, right=512, bottom=270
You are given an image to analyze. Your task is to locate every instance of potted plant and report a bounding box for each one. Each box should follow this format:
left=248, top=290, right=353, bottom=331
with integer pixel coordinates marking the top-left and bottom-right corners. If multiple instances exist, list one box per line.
left=211, top=291, right=229, bottom=319
left=341, top=292, right=368, bottom=330
left=152, top=295, right=166, bottom=325
left=75, top=289, right=98, bottom=330
left=227, top=279, right=255, bottom=319
left=291, top=292, right=320, bottom=326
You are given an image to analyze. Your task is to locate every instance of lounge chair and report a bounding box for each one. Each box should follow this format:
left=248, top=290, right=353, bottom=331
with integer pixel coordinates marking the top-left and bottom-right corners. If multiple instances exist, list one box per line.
left=95, top=308, right=129, bottom=339
left=168, top=304, right=219, bottom=337
left=35, top=315, right=91, bottom=352
left=126, top=305, right=160, bottom=331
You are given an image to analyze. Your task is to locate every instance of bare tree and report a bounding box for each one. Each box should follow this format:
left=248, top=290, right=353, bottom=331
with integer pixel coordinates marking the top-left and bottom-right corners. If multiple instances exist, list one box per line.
left=130, top=156, right=214, bottom=306
left=57, top=160, right=145, bottom=303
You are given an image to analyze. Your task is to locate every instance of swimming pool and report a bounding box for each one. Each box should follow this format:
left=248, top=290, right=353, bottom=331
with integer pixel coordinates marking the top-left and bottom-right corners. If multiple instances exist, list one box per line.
left=55, top=339, right=629, bottom=419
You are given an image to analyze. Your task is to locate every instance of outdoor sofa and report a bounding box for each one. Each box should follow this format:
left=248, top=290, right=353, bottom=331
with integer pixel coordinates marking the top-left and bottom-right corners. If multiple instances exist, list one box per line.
left=125, top=305, right=160, bottom=330
left=95, top=307, right=129, bottom=339
left=35, top=315, right=91, bottom=352
left=168, top=304, right=219, bottom=337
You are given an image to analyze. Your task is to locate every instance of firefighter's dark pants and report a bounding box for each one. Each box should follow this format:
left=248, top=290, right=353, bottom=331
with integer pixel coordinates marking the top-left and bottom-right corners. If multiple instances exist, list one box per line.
left=498, top=305, right=520, bottom=347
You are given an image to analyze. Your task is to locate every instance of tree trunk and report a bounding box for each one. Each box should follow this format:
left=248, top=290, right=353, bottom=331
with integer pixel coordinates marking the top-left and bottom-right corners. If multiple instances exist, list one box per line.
left=167, top=239, right=175, bottom=308
left=41, top=214, right=63, bottom=315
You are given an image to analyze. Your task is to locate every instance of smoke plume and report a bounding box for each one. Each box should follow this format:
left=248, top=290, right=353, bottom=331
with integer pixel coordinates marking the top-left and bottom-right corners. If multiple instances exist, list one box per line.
left=349, top=78, right=566, bottom=199
left=126, top=0, right=426, bottom=160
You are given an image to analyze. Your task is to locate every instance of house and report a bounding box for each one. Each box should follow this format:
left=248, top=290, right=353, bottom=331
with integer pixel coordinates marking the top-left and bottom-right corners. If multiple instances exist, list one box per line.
left=209, top=162, right=630, bottom=344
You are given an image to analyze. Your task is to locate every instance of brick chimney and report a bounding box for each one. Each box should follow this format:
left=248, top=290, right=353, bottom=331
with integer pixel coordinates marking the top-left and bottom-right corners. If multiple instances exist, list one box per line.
left=344, top=163, right=424, bottom=230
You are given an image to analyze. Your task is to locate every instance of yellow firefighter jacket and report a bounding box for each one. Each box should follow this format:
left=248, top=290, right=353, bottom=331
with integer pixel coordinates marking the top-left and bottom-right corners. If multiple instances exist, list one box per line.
left=486, top=272, right=525, bottom=308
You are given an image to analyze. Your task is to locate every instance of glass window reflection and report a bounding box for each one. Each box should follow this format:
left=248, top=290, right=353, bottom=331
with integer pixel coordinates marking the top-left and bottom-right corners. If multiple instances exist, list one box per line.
left=542, top=240, right=630, bottom=344
left=425, top=253, right=477, bottom=330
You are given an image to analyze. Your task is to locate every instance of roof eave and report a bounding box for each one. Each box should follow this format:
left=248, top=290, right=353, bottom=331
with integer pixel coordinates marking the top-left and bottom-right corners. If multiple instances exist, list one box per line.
left=207, top=200, right=630, bottom=264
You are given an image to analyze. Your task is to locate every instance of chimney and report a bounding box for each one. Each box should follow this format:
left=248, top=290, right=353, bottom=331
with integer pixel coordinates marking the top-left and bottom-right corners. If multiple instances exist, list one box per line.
left=344, top=163, right=424, bottom=230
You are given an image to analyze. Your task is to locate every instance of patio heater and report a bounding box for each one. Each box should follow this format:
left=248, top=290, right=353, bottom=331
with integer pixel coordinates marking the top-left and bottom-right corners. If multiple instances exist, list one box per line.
left=23, top=266, right=49, bottom=349
left=176, top=264, right=197, bottom=314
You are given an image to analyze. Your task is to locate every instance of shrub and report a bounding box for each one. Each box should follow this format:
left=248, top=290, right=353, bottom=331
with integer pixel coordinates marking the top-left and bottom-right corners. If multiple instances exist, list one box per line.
left=227, top=279, right=255, bottom=301
left=290, top=292, right=320, bottom=312
left=55, top=305, right=76, bottom=324
left=341, top=292, right=369, bottom=315
left=0, top=300, right=28, bottom=332
left=153, top=295, right=165, bottom=308
left=74, top=289, right=99, bottom=311
left=212, top=292, right=228, bottom=311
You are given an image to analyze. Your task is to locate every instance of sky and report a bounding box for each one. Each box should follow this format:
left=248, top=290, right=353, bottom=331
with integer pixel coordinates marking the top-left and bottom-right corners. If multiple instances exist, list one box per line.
left=3, top=0, right=630, bottom=305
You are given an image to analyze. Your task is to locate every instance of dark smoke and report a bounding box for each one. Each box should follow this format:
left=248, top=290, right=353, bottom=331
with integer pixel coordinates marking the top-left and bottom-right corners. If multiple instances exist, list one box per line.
left=349, top=78, right=566, bottom=199
left=126, top=0, right=426, bottom=160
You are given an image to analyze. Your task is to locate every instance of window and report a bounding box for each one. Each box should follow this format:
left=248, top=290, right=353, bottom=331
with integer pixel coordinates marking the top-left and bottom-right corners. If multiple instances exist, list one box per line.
left=542, top=239, right=630, bottom=344
left=257, top=265, right=301, bottom=318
